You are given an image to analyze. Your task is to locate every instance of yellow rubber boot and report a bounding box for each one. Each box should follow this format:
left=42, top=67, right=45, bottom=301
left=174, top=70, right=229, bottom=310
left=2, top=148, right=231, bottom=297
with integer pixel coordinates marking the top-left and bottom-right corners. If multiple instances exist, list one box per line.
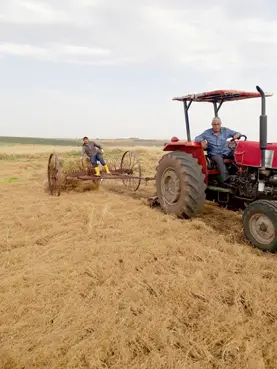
left=94, top=166, right=100, bottom=176
left=104, top=164, right=110, bottom=174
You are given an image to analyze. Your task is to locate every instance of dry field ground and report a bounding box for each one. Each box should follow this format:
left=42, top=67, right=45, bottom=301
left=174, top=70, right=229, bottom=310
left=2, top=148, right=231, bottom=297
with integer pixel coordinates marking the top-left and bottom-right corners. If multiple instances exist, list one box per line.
left=0, top=143, right=277, bottom=369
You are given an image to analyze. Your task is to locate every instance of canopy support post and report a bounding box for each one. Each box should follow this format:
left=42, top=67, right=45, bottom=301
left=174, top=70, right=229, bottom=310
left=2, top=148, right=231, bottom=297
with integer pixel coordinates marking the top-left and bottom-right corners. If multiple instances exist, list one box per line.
left=183, top=100, right=192, bottom=141
left=213, top=100, right=223, bottom=117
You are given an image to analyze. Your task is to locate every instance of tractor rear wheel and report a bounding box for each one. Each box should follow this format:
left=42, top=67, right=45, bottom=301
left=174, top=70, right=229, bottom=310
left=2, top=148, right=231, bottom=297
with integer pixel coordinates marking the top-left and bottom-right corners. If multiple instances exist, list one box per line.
left=155, top=151, right=206, bottom=218
left=243, top=200, right=277, bottom=252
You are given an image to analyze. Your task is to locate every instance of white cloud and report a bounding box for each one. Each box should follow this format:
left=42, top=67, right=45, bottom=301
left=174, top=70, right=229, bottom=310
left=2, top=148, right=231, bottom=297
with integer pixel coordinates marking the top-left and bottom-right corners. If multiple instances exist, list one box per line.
left=0, top=42, right=118, bottom=64
left=140, top=4, right=277, bottom=71
left=59, top=45, right=110, bottom=57
left=20, top=1, right=67, bottom=22
left=0, top=43, right=48, bottom=58
left=0, top=0, right=277, bottom=139
left=1, top=0, right=277, bottom=70
left=0, top=0, right=98, bottom=26
left=0, top=0, right=70, bottom=25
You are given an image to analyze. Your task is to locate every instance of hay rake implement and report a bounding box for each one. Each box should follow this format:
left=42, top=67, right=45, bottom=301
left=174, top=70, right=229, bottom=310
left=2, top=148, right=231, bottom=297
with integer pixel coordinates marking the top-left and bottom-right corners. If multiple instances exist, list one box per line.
left=47, top=150, right=155, bottom=196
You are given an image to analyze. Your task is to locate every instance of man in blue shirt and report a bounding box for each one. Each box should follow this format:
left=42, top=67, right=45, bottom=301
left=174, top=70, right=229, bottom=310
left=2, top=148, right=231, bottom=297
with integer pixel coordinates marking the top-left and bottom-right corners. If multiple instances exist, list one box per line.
left=195, top=117, right=241, bottom=182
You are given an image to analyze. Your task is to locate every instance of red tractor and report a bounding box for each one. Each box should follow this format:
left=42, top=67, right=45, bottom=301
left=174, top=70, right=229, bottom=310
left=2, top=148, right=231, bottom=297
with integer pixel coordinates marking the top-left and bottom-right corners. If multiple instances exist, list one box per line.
left=154, top=86, right=277, bottom=252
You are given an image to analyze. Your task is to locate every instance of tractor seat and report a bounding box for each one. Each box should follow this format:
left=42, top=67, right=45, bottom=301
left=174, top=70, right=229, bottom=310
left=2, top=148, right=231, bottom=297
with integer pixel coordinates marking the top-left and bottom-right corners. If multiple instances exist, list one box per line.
left=223, top=158, right=234, bottom=164
left=206, top=156, right=234, bottom=170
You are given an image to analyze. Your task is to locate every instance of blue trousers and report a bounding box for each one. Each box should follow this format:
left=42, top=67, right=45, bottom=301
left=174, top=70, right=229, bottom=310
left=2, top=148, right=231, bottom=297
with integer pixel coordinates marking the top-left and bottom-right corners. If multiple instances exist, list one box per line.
left=210, top=153, right=233, bottom=182
left=90, top=152, right=105, bottom=167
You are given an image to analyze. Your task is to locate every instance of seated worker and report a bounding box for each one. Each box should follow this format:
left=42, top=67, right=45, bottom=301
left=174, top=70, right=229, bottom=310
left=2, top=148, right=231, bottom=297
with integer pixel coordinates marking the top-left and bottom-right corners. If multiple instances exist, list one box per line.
left=194, top=117, right=241, bottom=183
left=81, top=136, right=110, bottom=176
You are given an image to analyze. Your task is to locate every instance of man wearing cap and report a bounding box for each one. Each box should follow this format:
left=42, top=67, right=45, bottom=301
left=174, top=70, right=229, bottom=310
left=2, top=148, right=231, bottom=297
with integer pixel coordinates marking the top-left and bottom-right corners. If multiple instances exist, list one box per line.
left=81, top=136, right=110, bottom=176
left=195, top=117, right=241, bottom=183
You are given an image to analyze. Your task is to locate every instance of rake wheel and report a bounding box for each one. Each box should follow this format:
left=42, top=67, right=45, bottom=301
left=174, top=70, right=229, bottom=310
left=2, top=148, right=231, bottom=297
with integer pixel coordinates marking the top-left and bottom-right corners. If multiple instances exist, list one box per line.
left=120, top=150, right=142, bottom=191
left=48, top=153, right=61, bottom=196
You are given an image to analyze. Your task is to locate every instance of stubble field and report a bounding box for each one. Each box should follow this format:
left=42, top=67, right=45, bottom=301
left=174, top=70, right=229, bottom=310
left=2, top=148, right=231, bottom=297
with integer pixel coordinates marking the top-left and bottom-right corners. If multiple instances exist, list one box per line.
left=0, top=141, right=277, bottom=369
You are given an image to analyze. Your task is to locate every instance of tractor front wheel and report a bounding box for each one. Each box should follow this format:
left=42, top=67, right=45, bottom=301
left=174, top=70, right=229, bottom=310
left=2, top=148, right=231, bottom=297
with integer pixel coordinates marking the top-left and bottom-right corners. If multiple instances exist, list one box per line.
left=155, top=151, right=206, bottom=218
left=243, top=200, right=277, bottom=252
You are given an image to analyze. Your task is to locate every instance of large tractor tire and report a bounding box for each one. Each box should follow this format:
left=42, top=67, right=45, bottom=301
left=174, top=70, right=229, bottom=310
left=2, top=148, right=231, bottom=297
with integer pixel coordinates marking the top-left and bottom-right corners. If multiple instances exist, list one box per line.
left=243, top=200, right=277, bottom=252
left=155, top=151, right=206, bottom=218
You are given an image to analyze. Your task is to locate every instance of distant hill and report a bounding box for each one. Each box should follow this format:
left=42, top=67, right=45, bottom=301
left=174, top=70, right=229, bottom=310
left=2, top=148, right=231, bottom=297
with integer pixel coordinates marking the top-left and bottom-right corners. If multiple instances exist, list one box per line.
left=0, top=136, right=167, bottom=147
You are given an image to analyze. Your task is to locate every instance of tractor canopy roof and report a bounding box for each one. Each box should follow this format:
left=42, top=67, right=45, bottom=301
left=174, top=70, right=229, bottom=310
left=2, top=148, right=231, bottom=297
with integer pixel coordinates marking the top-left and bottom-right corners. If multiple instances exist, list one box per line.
left=172, top=89, right=273, bottom=103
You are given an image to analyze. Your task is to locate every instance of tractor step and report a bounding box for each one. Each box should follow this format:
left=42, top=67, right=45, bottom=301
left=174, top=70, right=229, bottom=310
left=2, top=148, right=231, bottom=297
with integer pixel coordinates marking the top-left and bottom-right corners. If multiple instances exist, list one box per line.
left=207, top=185, right=232, bottom=193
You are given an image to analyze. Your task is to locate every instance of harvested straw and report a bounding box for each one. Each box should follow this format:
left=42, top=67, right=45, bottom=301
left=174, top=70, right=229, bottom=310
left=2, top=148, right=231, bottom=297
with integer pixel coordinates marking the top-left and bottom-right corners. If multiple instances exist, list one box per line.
left=45, top=153, right=124, bottom=194
left=43, top=157, right=100, bottom=193
left=60, top=157, right=100, bottom=192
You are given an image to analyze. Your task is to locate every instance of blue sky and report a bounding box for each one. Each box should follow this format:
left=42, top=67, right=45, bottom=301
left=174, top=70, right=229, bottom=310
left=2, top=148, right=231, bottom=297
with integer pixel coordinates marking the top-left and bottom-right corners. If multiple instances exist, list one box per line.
left=1, top=0, right=277, bottom=140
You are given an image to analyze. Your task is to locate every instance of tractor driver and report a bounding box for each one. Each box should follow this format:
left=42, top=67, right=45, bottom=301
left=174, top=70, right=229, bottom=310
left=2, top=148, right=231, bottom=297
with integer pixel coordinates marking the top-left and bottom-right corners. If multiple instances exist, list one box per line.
left=81, top=136, right=110, bottom=176
left=194, top=117, right=241, bottom=183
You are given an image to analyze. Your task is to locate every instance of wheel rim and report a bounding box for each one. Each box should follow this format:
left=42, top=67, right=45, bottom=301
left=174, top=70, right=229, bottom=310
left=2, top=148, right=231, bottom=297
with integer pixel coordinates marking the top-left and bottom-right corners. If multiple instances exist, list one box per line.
left=47, top=153, right=61, bottom=196
left=120, top=151, right=141, bottom=192
left=161, top=168, right=180, bottom=204
left=249, top=213, right=275, bottom=245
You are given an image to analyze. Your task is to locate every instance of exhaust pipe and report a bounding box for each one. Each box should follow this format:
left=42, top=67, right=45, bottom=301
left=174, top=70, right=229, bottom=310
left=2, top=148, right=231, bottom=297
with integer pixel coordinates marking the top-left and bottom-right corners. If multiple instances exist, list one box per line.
left=256, top=85, right=267, bottom=169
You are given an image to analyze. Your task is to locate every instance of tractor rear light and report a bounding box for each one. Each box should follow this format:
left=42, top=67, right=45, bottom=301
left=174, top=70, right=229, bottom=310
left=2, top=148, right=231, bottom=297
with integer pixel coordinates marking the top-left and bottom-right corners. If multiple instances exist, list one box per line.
left=171, top=136, right=179, bottom=142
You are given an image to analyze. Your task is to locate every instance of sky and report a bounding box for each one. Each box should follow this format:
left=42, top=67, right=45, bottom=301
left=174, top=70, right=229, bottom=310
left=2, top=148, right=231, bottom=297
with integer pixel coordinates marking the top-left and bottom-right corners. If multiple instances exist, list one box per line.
left=1, top=0, right=277, bottom=140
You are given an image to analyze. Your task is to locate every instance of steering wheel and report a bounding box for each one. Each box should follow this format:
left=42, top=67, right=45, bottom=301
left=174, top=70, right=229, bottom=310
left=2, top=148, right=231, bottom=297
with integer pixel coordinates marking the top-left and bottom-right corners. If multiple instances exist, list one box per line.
left=228, top=134, right=247, bottom=150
